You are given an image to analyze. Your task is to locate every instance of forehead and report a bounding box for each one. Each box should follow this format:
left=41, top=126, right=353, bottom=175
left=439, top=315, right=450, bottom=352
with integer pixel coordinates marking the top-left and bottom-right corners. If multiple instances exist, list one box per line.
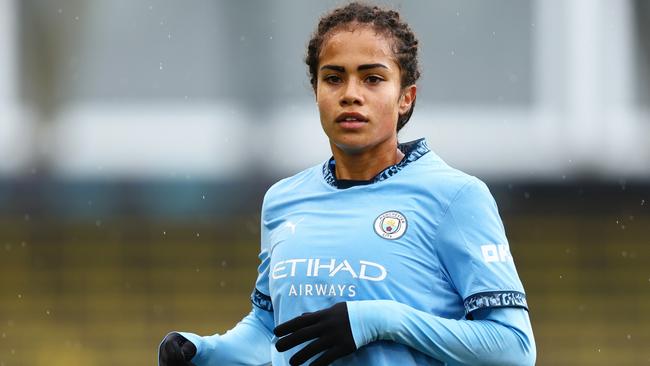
left=319, top=25, right=396, bottom=67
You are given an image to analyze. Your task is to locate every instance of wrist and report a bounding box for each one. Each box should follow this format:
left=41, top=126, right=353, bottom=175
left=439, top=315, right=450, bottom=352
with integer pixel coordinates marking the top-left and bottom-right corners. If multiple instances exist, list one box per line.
left=176, top=332, right=219, bottom=364
left=346, top=300, right=397, bottom=348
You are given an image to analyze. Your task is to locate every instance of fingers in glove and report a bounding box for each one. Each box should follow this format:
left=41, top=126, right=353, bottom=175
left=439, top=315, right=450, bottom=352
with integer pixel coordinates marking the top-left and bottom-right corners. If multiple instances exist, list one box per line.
left=159, top=333, right=195, bottom=366
left=180, top=339, right=197, bottom=360
left=161, top=335, right=183, bottom=359
left=309, top=347, right=350, bottom=366
left=276, top=325, right=321, bottom=352
left=274, top=311, right=320, bottom=337
left=289, top=337, right=330, bottom=366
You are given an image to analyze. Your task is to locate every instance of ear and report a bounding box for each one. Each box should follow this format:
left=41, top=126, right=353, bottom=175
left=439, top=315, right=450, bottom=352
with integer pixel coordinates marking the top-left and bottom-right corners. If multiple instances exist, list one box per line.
left=398, top=85, right=417, bottom=115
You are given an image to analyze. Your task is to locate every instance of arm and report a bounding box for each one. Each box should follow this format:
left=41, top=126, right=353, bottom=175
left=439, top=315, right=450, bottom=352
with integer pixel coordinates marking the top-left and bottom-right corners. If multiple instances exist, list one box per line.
left=160, top=193, right=277, bottom=366
left=348, top=300, right=535, bottom=365
left=162, top=235, right=276, bottom=366
left=174, top=304, right=274, bottom=366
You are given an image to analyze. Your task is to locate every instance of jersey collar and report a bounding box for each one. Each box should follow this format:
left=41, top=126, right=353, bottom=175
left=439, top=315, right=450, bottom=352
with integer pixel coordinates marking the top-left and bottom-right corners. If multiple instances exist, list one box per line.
left=322, top=138, right=430, bottom=189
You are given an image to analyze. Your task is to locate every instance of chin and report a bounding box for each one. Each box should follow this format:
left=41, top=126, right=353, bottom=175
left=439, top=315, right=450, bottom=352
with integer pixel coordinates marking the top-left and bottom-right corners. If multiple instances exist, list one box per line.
left=332, top=139, right=371, bottom=155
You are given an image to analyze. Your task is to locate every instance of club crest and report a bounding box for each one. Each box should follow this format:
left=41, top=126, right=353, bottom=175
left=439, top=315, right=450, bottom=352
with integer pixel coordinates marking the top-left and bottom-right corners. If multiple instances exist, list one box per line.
left=374, top=211, right=407, bottom=240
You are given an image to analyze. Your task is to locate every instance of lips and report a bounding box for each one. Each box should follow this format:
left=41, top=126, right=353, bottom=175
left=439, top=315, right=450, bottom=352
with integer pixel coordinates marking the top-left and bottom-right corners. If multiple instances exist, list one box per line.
left=335, top=112, right=368, bottom=123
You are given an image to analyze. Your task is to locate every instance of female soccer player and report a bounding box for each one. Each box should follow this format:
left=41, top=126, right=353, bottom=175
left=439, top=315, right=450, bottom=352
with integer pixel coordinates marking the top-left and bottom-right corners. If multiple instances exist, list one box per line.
left=159, top=3, right=536, bottom=365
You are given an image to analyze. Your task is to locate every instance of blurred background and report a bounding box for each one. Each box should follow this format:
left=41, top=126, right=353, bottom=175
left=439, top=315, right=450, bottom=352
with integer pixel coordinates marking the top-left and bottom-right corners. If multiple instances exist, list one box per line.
left=0, top=0, right=649, bottom=365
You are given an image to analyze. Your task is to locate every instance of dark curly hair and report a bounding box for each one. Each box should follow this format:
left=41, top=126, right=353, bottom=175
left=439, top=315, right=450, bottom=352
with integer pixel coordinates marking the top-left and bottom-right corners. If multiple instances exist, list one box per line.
left=306, top=2, right=421, bottom=132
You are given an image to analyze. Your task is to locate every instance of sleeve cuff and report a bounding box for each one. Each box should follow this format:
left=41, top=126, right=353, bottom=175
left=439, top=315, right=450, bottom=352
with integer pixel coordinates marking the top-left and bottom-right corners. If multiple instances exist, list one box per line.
left=176, top=332, right=220, bottom=365
left=346, top=300, right=395, bottom=349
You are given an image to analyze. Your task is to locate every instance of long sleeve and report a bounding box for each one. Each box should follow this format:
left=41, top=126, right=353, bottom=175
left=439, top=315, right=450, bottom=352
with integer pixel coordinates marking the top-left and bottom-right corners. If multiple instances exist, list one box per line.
left=176, top=305, right=274, bottom=366
left=347, top=300, right=536, bottom=365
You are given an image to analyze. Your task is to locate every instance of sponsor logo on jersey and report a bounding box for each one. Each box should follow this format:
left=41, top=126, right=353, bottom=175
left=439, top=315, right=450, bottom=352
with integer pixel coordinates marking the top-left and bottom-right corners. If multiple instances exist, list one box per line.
left=480, top=244, right=513, bottom=263
left=272, top=258, right=387, bottom=299
left=272, top=258, right=386, bottom=281
left=373, top=211, right=407, bottom=240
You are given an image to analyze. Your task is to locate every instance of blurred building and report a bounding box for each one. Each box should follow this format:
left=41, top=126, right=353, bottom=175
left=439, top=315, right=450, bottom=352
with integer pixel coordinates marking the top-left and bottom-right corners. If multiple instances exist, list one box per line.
left=0, top=0, right=648, bottom=217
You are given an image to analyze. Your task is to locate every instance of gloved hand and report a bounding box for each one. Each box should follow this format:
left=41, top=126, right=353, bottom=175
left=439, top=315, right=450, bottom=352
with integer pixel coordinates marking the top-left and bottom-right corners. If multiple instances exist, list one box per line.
left=159, top=332, right=197, bottom=366
left=274, top=302, right=357, bottom=366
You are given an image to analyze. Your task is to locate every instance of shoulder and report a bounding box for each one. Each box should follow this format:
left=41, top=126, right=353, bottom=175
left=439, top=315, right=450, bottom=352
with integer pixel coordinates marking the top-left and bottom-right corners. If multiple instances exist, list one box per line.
left=261, top=162, right=325, bottom=213
left=409, top=150, right=491, bottom=207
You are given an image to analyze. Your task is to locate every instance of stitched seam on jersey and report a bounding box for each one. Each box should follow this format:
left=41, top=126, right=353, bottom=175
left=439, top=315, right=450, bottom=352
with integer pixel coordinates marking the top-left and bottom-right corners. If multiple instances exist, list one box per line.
left=431, top=178, right=477, bottom=289
left=448, top=194, right=483, bottom=296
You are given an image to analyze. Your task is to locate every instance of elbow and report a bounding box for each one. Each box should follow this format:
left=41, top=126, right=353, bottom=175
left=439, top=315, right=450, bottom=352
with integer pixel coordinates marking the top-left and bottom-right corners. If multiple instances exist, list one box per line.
left=483, top=324, right=536, bottom=366
left=516, top=319, right=536, bottom=366
left=483, top=341, right=536, bottom=366
left=505, top=326, right=536, bottom=366
left=521, top=333, right=537, bottom=366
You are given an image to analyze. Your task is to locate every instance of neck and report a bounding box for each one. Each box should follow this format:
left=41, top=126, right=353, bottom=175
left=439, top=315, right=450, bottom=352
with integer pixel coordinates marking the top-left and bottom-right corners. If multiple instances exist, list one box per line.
left=331, top=139, right=405, bottom=181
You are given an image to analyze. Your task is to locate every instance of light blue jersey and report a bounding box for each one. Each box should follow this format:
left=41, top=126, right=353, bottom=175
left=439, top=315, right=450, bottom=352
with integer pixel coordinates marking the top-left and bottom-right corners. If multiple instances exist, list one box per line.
left=252, top=138, right=528, bottom=365
left=178, top=138, right=534, bottom=366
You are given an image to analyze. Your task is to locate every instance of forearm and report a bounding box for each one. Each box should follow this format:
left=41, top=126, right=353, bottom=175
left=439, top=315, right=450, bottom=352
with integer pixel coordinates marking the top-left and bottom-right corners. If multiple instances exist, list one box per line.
left=347, top=300, right=535, bottom=366
left=178, top=307, right=274, bottom=366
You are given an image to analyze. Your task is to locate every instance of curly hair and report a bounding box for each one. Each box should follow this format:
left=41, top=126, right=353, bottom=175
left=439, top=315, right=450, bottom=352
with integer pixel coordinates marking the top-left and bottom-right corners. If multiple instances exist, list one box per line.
left=306, top=2, right=421, bottom=132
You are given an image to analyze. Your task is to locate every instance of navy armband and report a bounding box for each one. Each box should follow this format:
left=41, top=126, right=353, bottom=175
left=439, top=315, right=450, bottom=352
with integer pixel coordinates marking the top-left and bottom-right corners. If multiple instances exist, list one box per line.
left=251, top=288, right=273, bottom=312
left=464, top=291, right=528, bottom=315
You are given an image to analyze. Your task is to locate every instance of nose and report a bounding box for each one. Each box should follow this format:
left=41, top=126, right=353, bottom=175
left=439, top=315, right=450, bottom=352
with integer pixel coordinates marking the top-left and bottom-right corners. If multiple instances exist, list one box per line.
left=339, top=80, right=363, bottom=106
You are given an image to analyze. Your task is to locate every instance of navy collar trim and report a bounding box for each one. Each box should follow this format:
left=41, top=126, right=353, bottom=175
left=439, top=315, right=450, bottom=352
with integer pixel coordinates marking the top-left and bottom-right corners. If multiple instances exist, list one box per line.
left=322, top=138, right=430, bottom=189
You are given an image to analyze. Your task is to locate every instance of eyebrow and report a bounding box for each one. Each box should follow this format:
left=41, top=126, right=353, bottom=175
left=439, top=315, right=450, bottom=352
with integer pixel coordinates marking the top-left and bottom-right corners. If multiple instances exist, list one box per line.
left=320, top=63, right=389, bottom=72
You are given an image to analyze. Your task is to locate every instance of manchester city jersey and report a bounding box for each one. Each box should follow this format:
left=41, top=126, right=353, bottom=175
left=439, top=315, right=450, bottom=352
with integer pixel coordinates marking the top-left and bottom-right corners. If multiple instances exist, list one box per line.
left=251, top=138, right=528, bottom=365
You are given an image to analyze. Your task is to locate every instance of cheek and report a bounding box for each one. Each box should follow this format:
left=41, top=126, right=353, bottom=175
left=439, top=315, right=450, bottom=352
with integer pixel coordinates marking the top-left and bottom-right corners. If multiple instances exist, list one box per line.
left=317, top=91, right=338, bottom=114
left=377, top=95, right=400, bottom=125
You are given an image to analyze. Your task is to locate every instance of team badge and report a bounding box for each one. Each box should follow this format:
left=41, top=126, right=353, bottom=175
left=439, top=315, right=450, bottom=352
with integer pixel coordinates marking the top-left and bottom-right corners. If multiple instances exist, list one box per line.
left=373, top=211, right=407, bottom=240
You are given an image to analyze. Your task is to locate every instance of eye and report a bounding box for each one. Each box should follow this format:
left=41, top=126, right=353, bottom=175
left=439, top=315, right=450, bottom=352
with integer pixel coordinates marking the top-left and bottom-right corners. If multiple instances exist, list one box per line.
left=365, top=75, right=384, bottom=84
left=323, top=75, right=342, bottom=84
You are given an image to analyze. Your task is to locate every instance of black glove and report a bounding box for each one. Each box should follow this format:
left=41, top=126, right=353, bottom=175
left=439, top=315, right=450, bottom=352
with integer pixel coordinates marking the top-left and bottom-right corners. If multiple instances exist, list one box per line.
left=159, top=332, right=197, bottom=366
left=274, top=302, right=357, bottom=366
